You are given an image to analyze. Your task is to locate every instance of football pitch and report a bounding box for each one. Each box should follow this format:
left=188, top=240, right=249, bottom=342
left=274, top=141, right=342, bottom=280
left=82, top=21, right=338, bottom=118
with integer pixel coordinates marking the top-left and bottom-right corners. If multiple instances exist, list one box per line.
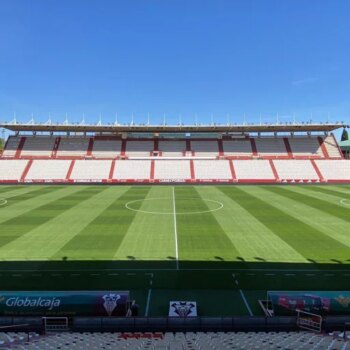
left=0, top=184, right=350, bottom=317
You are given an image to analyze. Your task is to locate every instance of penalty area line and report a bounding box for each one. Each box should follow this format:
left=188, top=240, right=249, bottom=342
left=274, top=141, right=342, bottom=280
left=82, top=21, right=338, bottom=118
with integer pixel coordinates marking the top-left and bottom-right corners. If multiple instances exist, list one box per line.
left=239, top=289, right=253, bottom=316
left=232, top=274, right=253, bottom=316
left=145, top=289, right=152, bottom=317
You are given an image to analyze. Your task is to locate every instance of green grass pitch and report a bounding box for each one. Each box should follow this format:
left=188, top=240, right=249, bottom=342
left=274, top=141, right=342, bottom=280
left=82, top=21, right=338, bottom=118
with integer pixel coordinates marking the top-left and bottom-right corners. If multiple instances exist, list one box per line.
left=0, top=184, right=350, bottom=316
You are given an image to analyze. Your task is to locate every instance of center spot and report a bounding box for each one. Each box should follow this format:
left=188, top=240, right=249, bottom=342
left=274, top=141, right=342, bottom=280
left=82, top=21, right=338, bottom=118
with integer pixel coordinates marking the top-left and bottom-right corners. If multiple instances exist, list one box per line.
left=125, top=197, right=224, bottom=215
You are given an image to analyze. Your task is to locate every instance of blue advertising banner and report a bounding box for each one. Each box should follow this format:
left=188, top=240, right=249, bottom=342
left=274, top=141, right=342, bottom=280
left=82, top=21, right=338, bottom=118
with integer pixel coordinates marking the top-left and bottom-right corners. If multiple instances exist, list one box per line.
left=0, top=291, right=129, bottom=317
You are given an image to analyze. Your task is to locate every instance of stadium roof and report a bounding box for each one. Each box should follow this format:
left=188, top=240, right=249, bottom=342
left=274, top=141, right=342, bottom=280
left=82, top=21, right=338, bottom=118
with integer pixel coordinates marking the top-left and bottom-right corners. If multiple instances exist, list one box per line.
left=0, top=122, right=346, bottom=134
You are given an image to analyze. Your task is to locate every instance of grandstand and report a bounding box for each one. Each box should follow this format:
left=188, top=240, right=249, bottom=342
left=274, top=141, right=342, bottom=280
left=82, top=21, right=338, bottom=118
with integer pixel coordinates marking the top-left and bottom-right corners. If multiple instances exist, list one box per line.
left=0, top=121, right=348, bottom=183
left=0, top=121, right=350, bottom=347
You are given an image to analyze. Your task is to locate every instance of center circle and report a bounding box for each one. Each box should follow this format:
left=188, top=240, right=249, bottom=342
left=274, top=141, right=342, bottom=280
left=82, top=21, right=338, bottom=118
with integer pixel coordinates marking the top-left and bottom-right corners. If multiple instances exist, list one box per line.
left=0, top=198, right=8, bottom=206
left=340, top=199, right=350, bottom=207
left=125, top=197, right=224, bottom=215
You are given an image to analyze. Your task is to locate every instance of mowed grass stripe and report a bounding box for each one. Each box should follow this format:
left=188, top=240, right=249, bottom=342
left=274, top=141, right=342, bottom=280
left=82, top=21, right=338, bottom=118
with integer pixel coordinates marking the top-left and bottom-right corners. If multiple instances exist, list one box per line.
left=114, top=186, right=177, bottom=261
left=0, top=186, right=63, bottom=209
left=175, top=186, right=239, bottom=261
left=0, top=186, right=73, bottom=224
left=55, top=186, right=150, bottom=260
left=319, top=185, right=350, bottom=195
left=0, top=186, right=101, bottom=254
left=251, top=186, right=350, bottom=255
left=227, top=186, right=350, bottom=262
left=270, top=186, right=350, bottom=223
left=291, top=185, right=350, bottom=205
left=0, top=185, right=50, bottom=201
left=13, top=186, right=131, bottom=260
left=198, top=186, right=306, bottom=263
left=306, top=186, right=350, bottom=200
left=0, top=186, right=26, bottom=195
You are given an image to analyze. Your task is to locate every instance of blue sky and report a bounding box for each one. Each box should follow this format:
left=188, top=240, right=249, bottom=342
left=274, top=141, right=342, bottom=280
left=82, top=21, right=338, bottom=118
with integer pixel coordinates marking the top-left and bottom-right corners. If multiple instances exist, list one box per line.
left=0, top=0, right=349, bottom=134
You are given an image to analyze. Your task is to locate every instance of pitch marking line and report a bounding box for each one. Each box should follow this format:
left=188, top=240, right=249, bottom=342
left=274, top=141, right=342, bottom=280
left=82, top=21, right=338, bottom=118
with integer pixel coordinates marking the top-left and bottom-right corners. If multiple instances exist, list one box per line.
left=125, top=197, right=223, bottom=215
left=0, top=198, right=8, bottom=206
left=233, top=274, right=253, bottom=316
left=145, top=289, right=152, bottom=317
left=173, top=187, right=179, bottom=270
left=239, top=289, right=253, bottom=316
left=144, top=273, right=154, bottom=317
left=340, top=199, right=350, bottom=207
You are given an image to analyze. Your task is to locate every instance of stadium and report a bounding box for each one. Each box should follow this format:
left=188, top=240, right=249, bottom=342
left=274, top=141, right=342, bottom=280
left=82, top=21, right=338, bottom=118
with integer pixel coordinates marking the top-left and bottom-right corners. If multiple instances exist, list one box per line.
left=2, top=0, right=350, bottom=348
left=0, top=119, right=350, bottom=349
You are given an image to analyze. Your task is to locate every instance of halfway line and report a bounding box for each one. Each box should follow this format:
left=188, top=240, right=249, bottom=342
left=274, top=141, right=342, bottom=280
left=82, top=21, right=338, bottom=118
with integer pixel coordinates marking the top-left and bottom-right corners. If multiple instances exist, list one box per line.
left=172, top=187, right=179, bottom=270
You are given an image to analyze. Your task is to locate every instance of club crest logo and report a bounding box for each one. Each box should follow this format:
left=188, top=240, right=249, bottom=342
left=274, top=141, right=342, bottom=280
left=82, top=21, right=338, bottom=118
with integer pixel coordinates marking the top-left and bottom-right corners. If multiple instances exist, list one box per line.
left=170, top=301, right=196, bottom=317
left=102, top=293, right=120, bottom=316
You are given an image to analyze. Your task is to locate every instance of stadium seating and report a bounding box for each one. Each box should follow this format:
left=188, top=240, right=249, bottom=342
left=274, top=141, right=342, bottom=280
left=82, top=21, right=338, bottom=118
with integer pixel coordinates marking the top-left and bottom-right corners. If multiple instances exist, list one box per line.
left=158, top=140, right=186, bottom=157
left=0, top=331, right=40, bottom=348
left=20, top=136, right=56, bottom=157
left=0, top=134, right=349, bottom=183
left=113, top=160, right=151, bottom=180
left=126, top=141, right=154, bottom=158
left=273, top=160, right=319, bottom=181
left=315, top=160, right=350, bottom=181
left=154, top=160, right=191, bottom=180
left=223, top=139, right=253, bottom=157
left=191, top=140, right=219, bottom=157
left=233, top=160, right=275, bottom=181
left=1, top=331, right=349, bottom=350
left=1, top=136, right=23, bottom=158
left=70, top=160, right=112, bottom=181
left=26, top=159, right=71, bottom=181
left=193, top=160, right=232, bottom=180
left=1, top=157, right=350, bottom=183
left=1, top=134, right=344, bottom=160
left=0, top=160, right=28, bottom=181
left=91, top=139, right=122, bottom=158
left=288, top=137, right=323, bottom=157
left=56, top=137, right=89, bottom=157
left=255, top=138, right=288, bottom=156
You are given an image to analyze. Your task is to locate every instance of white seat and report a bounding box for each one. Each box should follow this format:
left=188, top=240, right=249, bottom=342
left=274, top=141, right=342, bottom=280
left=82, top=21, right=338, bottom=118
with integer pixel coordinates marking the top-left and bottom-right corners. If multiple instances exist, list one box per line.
left=0, top=160, right=28, bottom=180
left=70, top=160, right=112, bottom=181
left=315, top=160, right=350, bottom=180
left=193, top=160, right=232, bottom=180
left=26, top=160, right=71, bottom=180
left=273, top=160, right=319, bottom=180
left=113, top=160, right=151, bottom=180
left=233, top=160, right=275, bottom=180
left=154, top=160, right=191, bottom=180
left=57, top=137, right=89, bottom=157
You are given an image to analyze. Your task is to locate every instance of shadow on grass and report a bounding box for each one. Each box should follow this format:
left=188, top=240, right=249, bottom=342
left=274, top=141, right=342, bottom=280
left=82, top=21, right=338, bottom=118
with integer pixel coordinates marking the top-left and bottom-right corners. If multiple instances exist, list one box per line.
left=1, top=259, right=350, bottom=291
